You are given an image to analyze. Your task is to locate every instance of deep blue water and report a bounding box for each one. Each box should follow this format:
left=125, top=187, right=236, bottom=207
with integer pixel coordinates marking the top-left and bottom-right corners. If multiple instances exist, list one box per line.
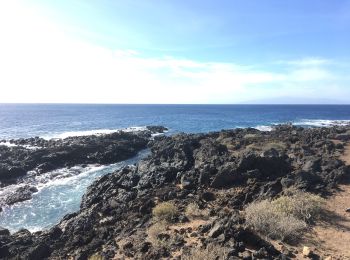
left=1, top=104, right=350, bottom=232
left=1, top=104, right=350, bottom=139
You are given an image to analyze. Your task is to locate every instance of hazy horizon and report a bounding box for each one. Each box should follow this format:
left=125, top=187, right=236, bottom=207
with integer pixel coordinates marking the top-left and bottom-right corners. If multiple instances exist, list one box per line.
left=1, top=1, right=349, bottom=104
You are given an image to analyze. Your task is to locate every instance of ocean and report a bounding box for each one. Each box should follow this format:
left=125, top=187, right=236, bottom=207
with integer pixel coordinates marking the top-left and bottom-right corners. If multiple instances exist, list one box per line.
left=1, top=104, right=350, bottom=140
left=1, top=104, right=350, bottom=232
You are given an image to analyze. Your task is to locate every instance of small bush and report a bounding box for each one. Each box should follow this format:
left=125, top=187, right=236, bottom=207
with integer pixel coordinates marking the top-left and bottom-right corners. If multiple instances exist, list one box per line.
left=185, top=203, right=209, bottom=219
left=264, top=142, right=287, bottom=151
left=182, top=244, right=228, bottom=260
left=274, top=189, right=325, bottom=222
left=88, top=254, right=103, bottom=260
left=147, top=221, right=169, bottom=247
left=152, top=201, right=178, bottom=222
left=245, top=191, right=325, bottom=241
left=245, top=199, right=306, bottom=241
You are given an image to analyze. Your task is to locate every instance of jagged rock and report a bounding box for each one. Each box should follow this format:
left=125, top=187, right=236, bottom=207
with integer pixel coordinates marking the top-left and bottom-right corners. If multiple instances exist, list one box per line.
left=0, top=129, right=155, bottom=184
left=334, top=133, right=350, bottom=141
left=5, top=185, right=38, bottom=205
left=201, top=191, right=216, bottom=201
left=208, top=222, right=224, bottom=238
left=1, top=125, right=350, bottom=259
left=0, top=227, right=10, bottom=236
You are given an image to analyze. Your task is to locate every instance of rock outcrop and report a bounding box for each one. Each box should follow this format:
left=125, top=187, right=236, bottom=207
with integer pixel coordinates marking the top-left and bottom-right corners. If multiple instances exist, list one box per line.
left=0, top=125, right=349, bottom=259
left=0, top=126, right=167, bottom=207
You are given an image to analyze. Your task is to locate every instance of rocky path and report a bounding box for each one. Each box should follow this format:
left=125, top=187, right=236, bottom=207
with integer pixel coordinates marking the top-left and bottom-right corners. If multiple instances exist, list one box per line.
left=304, top=143, right=350, bottom=259
left=278, top=143, right=350, bottom=260
left=310, top=184, right=350, bottom=259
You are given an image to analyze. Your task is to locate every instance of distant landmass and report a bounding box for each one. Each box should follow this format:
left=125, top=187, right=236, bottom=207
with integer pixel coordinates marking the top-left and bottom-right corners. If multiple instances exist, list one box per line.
left=241, top=97, right=350, bottom=105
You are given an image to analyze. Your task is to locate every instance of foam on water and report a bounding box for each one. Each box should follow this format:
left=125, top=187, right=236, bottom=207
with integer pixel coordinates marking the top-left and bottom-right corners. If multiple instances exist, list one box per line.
left=253, top=120, right=350, bottom=132
left=0, top=142, right=41, bottom=150
left=293, top=119, right=350, bottom=127
left=254, top=125, right=273, bottom=131
left=42, top=126, right=148, bottom=140
left=0, top=149, right=150, bottom=232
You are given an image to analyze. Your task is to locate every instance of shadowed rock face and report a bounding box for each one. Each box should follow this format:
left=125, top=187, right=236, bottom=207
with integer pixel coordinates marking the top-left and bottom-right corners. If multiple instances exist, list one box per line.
left=0, top=127, right=169, bottom=183
left=1, top=125, right=350, bottom=259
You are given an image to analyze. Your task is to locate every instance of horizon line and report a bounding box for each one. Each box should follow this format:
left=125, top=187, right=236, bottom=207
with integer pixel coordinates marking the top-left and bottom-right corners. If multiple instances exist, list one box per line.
left=1, top=102, right=350, bottom=106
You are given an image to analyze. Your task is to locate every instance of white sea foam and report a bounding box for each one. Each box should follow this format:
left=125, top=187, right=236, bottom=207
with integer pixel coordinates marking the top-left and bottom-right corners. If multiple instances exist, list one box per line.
left=254, top=125, right=273, bottom=131
left=34, top=165, right=108, bottom=190
left=293, top=119, right=350, bottom=127
left=42, top=126, right=148, bottom=140
left=0, top=142, right=40, bottom=150
left=0, top=149, right=149, bottom=232
left=253, top=119, right=350, bottom=131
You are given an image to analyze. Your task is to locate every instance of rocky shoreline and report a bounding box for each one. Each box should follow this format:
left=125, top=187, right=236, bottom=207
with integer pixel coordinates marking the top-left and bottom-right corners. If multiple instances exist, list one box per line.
left=0, top=125, right=350, bottom=259
left=0, top=126, right=167, bottom=209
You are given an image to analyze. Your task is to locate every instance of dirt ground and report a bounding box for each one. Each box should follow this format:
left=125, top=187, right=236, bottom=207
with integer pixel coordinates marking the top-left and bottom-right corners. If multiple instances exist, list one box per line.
left=305, top=184, right=350, bottom=259
left=283, top=143, right=350, bottom=259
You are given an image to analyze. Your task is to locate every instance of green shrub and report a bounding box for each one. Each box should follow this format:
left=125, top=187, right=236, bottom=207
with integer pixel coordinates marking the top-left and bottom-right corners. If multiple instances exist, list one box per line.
left=152, top=201, right=178, bottom=222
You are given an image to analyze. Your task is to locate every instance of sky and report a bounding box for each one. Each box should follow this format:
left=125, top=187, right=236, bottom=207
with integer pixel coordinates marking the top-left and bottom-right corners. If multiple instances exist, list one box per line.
left=0, top=0, right=350, bottom=104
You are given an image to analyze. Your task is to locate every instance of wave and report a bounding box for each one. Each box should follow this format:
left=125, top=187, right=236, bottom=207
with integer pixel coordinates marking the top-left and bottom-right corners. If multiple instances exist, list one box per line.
left=254, top=119, right=350, bottom=132
left=254, top=125, right=273, bottom=131
left=293, top=119, right=350, bottom=127
left=42, top=126, right=148, bottom=140
left=0, top=142, right=41, bottom=150
left=0, top=149, right=149, bottom=232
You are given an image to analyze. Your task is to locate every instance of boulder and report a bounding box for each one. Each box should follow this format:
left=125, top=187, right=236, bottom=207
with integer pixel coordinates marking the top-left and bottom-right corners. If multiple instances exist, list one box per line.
left=0, top=227, right=10, bottom=236
left=5, top=185, right=38, bottom=205
left=208, top=222, right=224, bottom=238
left=334, top=133, right=350, bottom=141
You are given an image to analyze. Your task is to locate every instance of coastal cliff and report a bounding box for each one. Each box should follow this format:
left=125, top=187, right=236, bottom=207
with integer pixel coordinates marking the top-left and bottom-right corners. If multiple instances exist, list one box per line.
left=0, top=125, right=350, bottom=259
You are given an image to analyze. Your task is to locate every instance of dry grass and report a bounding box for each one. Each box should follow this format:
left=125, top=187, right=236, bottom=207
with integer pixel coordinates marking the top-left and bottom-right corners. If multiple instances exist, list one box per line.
left=185, top=203, right=209, bottom=220
left=245, top=200, right=307, bottom=241
left=147, top=221, right=170, bottom=247
left=273, top=190, right=325, bottom=222
left=245, top=191, right=324, bottom=242
left=152, top=201, right=179, bottom=222
left=247, top=141, right=287, bottom=152
left=88, top=253, right=103, bottom=260
left=181, top=244, right=228, bottom=260
left=263, top=141, right=287, bottom=151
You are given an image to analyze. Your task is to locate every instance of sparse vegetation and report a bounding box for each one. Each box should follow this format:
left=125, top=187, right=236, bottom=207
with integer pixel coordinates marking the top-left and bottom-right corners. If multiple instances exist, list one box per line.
left=147, top=221, right=169, bottom=247
left=182, top=244, right=228, bottom=260
left=263, top=141, right=287, bottom=151
left=245, top=200, right=306, bottom=241
left=152, top=201, right=179, bottom=222
left=245, top=191, right=324, bottom=241
left=243, top=134, right=258, bottom=140
left=247, top=141, right=287, bottom=152
left=185, top=202, right=209, bottom=220
left=88, top=253, right=103, bottom=260
left=273, top=189, right=325, bottom=222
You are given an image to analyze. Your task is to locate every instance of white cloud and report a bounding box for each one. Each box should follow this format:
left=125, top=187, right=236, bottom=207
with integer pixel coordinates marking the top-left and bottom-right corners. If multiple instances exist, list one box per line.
left=0, top=1, right=347, bottom=104
left=285, top=57, right=331, bottom=66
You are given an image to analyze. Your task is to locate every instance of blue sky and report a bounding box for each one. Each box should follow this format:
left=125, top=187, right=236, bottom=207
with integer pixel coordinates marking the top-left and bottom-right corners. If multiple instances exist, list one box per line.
left=0, top=0, right=349, bottom=103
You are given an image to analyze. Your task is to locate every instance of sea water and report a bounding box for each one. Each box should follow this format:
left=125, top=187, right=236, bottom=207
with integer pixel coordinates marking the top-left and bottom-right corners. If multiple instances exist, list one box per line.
left=0, top=104, right=350, bottom=231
